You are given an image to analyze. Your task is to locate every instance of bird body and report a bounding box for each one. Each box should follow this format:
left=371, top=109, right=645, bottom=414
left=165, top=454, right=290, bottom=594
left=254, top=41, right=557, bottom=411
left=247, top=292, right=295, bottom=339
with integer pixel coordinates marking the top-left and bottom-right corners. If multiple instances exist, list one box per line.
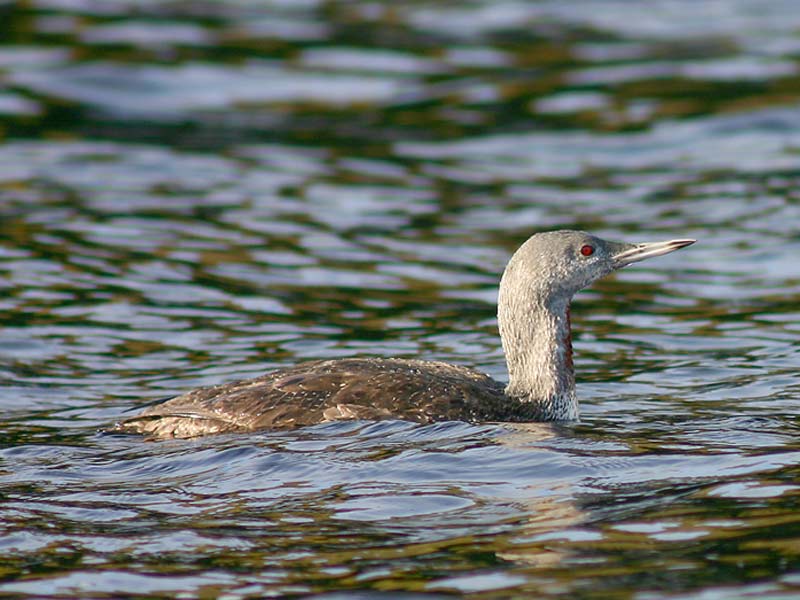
left=114, top=231, right=694, bottom=438
left=120, top=358, right=542, bottom=439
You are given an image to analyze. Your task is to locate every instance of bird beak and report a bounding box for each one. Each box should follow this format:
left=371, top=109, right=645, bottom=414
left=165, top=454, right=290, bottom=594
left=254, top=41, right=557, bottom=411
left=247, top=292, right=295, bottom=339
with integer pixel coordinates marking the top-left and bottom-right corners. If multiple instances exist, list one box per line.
left=612, top=238, right=695, bottom=268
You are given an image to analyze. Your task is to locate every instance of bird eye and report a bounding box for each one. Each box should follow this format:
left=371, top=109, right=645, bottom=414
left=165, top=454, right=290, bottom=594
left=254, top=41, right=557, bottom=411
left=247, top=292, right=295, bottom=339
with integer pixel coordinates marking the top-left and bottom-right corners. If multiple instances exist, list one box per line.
left=580, top=244, right=595, bottom=257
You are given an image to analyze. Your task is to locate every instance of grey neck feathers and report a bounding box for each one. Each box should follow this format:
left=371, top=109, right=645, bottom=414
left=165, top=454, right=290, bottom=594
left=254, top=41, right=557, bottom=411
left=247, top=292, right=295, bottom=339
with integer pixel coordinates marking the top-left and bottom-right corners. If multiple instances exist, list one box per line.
left=497, top=265, right=578, bottom=421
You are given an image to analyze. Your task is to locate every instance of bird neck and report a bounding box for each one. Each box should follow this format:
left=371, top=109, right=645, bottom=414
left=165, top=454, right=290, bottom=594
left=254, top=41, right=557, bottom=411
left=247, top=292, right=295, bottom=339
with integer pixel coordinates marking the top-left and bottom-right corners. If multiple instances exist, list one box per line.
left=497, top=290, right=578, bottom=420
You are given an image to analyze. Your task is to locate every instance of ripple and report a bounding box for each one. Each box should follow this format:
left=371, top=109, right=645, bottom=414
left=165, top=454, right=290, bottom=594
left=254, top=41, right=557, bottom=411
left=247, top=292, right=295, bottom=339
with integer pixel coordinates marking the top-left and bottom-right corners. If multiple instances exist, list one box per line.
left=3, top=1, right=800, bottom=598
left=12, top=61, right=421, bottom=119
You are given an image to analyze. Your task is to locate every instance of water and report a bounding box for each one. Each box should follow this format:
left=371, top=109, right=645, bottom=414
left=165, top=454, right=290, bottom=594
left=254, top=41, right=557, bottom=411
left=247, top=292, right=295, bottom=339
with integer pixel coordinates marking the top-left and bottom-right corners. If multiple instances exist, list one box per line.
left=2, top=0, right=800, bottom=597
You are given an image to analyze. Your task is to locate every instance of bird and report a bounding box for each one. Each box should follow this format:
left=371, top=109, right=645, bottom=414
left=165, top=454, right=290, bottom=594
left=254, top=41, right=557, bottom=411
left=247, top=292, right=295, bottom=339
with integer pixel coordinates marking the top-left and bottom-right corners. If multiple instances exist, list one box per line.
left=112, top=230, right=695, bottom=439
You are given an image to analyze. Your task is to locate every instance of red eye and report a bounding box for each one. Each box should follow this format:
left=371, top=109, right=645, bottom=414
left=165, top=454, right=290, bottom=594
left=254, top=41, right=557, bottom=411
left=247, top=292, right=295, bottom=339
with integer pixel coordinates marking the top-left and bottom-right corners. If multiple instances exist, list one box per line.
left=580, top=244, right=594, bottom=257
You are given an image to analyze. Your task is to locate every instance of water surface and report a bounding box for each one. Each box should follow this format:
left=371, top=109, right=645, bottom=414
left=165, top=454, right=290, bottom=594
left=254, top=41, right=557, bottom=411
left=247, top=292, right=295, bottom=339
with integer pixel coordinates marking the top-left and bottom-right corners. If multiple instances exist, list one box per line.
left=2, top=1, right=800, bottom=598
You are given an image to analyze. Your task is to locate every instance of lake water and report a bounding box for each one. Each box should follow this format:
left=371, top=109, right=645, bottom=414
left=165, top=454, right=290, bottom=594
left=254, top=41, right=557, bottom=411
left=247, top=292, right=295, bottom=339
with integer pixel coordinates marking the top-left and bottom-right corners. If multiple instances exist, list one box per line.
left=2, top=0, right=800, bottom=598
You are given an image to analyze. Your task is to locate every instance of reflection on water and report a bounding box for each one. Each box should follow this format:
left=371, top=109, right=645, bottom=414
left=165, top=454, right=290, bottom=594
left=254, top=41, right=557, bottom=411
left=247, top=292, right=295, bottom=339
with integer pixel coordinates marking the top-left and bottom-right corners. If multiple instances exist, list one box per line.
left=2, top=0, right=800, bottom=598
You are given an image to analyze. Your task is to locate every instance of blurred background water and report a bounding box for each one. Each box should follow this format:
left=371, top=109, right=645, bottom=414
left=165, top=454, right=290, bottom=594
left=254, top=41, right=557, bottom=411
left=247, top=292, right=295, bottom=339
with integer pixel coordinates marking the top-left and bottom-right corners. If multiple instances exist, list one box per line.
left=1, top=0, right=800, bottom=598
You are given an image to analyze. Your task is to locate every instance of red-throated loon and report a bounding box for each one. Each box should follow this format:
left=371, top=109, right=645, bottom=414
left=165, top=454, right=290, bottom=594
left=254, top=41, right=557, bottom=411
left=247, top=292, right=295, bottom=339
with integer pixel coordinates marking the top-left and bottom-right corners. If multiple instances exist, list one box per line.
left=113, top=230, right=695, bottom=439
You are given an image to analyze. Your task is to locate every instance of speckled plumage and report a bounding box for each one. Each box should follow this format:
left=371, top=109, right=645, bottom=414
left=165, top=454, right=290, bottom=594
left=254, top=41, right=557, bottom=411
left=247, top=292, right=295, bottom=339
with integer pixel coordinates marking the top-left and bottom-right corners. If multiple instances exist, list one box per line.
left=116, top=358, right=556, bottom=439
left=113, top=231, right=694, bottom=439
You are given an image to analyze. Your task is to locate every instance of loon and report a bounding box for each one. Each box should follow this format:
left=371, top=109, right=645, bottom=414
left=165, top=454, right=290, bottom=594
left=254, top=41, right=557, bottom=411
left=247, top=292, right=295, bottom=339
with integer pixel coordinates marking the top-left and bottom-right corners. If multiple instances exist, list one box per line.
left=113, top=230, right=694, bottom=439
